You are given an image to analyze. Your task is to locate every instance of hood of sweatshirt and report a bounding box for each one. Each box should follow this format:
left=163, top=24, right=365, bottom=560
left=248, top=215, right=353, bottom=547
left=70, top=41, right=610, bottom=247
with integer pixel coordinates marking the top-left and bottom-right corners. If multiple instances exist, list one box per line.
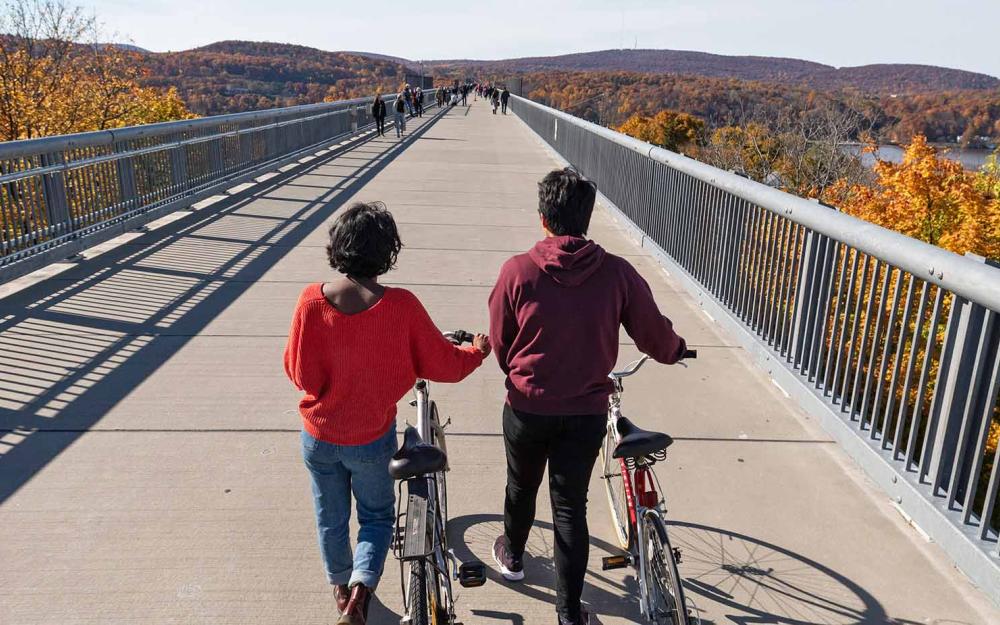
left=527, top=236, right=607, bottom=287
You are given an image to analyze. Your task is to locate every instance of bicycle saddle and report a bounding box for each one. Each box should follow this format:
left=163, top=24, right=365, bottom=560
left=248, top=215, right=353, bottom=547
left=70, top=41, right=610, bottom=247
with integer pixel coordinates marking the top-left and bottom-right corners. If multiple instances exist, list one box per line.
left=612, top=417, right=673, bottom=459
left=388, top=426, right=448, bottom=480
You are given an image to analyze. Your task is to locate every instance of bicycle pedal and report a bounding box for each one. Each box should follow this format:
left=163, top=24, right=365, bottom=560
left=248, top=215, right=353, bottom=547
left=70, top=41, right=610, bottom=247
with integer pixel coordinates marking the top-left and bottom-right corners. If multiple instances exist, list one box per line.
left=458, top=561, right=487, bottom=588
left=601, top=554, right=631, bottom=570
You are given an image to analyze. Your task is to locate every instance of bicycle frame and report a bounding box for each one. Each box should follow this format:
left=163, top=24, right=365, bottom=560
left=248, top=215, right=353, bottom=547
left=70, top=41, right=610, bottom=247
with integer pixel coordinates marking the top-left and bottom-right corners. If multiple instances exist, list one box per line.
left=607, top=403, right=667, bottom=620
left=396, top=381, right=456, bottom=623
left=607, top=361, right=673, bottom=621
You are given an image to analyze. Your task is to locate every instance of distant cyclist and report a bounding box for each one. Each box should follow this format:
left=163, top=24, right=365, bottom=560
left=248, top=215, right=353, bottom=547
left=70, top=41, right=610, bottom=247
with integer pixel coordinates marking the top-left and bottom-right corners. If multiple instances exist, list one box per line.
left=488, top=168, right=687, bottom=625
left=285, top=201, right=490, bottom=625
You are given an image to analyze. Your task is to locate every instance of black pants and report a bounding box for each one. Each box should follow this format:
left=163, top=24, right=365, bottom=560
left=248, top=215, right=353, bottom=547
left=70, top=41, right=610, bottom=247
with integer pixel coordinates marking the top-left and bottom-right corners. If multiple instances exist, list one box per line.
left=502, top=101, right=508, bottom=114
left=502, top=404, right=606, bottom=622
left=375, top=116, right=385, bottom=136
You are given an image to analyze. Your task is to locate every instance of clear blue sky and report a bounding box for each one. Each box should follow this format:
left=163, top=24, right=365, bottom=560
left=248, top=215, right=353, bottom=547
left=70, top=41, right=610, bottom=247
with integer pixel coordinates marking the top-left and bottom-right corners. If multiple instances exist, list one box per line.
left=87, top=0, right=999, bottom=78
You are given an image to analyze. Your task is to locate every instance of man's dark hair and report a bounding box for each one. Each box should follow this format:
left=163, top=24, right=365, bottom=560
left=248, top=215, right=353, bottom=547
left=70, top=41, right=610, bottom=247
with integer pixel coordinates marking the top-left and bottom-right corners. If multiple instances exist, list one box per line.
left=537, top=168, right=597, bottom=237
left=326, top=201, right=402, bottom=279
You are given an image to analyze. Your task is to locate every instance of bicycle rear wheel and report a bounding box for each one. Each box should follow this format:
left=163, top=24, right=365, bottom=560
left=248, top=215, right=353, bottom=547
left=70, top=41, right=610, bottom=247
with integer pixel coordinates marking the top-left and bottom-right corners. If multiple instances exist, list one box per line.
left=406, top=561, right=429, bottom=625
left=641, top=514, right=688, bottom=625
left=600, top=427, right=632, bottom=549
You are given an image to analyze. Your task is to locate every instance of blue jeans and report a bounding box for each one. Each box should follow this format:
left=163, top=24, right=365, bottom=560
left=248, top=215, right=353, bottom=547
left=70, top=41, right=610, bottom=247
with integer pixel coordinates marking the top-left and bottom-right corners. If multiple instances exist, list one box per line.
left=394, top=111, right=406, bottom=137
left=301, top=427, right=397, bottom=589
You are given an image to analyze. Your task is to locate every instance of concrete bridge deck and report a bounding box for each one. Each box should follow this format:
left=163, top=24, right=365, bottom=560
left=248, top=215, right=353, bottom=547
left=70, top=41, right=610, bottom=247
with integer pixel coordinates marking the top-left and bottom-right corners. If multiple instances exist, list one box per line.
left=1, top=101, right=997, bottom=625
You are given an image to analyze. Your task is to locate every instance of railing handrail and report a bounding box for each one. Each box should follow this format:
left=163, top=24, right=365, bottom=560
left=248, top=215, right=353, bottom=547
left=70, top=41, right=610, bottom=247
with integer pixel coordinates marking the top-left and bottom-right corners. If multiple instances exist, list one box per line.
left=0, top=93, right=408, bottom=160
left=512, top=94, right=1000, bottom=312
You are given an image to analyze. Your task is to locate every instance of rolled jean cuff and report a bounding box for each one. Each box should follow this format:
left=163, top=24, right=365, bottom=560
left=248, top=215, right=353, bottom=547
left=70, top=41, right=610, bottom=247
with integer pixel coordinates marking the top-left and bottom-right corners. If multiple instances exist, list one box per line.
left=327, top=569, right=352, bottom=585
left=349, top=569, right=380, bottom=590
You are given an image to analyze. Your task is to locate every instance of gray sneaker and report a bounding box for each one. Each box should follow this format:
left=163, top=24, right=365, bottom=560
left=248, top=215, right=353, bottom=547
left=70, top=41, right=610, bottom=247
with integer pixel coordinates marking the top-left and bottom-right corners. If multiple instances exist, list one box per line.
left=492, top=535, right=525, bottom=581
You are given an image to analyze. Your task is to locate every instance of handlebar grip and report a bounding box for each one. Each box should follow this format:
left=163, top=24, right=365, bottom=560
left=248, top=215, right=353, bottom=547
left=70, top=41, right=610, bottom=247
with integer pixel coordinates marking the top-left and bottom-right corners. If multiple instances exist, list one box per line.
left=683, top=349, right=698, bottom=360
left=449, top=330, right=475, bottom=345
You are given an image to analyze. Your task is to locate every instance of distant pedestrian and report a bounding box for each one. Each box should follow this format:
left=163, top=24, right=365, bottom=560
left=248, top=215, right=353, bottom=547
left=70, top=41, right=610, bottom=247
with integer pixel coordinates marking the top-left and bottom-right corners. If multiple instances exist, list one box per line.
left=414, top=87, right=423, bottom=117
left=461, top=84, right=468, bottom=106
left=500, top=86, right=510, bottom=115
left=403, top=84, right=414, bottom=117
left=491, top=88, right=500, bottom=114
left=394, top=92, right=406, bottom=138
left=371, top=93, right=387, bottom=137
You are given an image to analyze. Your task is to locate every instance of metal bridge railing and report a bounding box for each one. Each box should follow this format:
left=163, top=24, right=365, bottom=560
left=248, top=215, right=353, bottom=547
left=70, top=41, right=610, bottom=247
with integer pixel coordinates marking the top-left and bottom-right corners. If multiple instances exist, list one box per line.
left=511, top=94, right=1000, bottom=600
left=0, top=90, right=438, bottom=281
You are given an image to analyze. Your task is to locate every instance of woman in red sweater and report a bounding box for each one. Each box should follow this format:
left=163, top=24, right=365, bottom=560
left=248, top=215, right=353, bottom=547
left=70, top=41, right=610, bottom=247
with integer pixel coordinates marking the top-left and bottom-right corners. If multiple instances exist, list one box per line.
left=284, top=202, right=489, bottom=625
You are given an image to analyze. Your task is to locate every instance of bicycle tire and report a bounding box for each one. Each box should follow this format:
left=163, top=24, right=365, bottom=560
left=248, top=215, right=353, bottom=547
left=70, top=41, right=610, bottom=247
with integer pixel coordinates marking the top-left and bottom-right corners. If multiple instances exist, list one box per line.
left=641, top=514, right=688, bottom=625
left=407, top=561, right=429, bottom=625
left=431, top=403, right=448, bottom=528
left=427, top=559, right=450, bottom=625
left=600, top=426, right=632, bottom=549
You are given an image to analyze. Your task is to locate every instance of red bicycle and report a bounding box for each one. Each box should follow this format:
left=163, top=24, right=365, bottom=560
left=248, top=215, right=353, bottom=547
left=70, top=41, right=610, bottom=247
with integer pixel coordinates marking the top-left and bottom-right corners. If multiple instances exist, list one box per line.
left=600, top=351, right=697, bottom=625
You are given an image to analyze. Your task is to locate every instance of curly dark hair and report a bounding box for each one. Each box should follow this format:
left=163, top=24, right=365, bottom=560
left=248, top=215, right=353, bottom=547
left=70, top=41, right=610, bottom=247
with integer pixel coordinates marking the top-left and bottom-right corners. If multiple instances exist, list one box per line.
left=326, top=201, right=402, bottom=279
left=537, top=167, right=597, bottom=237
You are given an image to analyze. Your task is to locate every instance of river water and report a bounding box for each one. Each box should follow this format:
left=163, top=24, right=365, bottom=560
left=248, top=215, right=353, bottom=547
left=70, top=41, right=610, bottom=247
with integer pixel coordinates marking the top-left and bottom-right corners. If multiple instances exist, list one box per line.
left=847, top=144, right=994, bottom=171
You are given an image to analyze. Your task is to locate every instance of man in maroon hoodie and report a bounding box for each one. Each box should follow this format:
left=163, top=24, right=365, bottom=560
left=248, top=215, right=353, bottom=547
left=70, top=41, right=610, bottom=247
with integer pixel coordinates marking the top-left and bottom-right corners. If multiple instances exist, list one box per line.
left=488, top=168, right=688, bottom=625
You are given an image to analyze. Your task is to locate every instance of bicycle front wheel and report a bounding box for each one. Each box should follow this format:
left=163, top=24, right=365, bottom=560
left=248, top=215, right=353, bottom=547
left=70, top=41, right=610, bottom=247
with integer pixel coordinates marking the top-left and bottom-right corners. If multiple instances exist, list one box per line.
left=600, top=428, right=632, bottom=549
left=641, top=514, right=688, bottom=625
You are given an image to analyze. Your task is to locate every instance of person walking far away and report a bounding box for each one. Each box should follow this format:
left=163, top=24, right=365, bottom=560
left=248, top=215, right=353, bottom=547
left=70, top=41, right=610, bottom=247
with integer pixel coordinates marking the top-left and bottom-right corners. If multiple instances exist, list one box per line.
left=285, top=202, right=490, bottom=625
left=403, top=84, right=414, bottom=117
left=393, top=92, right=406, bottom=138
left=414, top=86, right=423, bottom=117
left=491, top=88, right=500, bottom=114
left=371, top=93, right=386, bottom=137
left=488, top=168, right=688, bottom=625
left=461, top=83, right=468, bottom=106
left=500, top=86, right=510, bottom=115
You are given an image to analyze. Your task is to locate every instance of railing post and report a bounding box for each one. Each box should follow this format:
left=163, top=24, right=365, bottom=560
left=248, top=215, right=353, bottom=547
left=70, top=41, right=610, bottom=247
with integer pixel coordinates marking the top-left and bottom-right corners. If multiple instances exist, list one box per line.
left=114, top=143, right=138, bottom=210
left=39, top=152, right=71, bottom=236
left=923, top=254, right=999, bottom=499
left=170, top=140, right=189, bottom=195
left=208, top=133, right=225, bottom=178
left=790, top=228, right=835, bottom=372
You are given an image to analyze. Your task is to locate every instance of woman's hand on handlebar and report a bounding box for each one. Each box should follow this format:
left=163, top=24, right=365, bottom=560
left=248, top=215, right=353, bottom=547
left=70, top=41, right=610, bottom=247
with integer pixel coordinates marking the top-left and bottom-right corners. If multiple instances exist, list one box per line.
left=473, top=333, right=492, bottom=356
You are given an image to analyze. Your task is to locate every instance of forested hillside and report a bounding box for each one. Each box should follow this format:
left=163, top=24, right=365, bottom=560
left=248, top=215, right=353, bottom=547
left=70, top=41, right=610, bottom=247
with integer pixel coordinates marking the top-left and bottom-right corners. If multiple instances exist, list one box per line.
left=423, top=49, right=1000, bottom=93
left=133, top=42, right=999, bottom=145
left=139, top=41, right=409, bottom=115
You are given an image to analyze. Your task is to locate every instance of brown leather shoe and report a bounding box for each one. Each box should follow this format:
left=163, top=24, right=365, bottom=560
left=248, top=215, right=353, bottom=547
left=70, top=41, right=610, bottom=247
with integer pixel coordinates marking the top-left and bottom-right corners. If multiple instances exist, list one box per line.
left=334, top=584, right=350, bottom=614
left=336, top=584, right=372, bottom=625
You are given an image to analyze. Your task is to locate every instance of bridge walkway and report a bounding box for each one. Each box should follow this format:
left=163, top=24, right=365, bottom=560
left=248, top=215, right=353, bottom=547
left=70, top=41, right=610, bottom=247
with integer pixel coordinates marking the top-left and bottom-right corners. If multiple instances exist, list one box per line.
left=0, top=100, right=996, bottom=624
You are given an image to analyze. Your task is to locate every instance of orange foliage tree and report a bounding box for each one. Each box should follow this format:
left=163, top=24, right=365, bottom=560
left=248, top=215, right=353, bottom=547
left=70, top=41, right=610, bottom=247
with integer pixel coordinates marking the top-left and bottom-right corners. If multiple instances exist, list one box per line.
left=616, top=110, right=704, bottom=152
left=0, top=0, right=193, bottom=141
left=833, top=135, right=1000, bottom=259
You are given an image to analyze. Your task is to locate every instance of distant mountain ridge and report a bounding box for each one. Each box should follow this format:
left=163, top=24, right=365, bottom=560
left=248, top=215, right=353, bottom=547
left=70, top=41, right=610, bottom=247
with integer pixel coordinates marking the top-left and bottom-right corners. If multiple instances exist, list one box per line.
left=387, top=48, right=1000, bottom=94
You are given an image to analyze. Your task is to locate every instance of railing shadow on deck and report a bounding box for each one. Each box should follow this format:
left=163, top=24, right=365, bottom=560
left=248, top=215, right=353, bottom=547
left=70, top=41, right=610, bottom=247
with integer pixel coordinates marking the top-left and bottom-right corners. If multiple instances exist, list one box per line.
left=450, top=514, right=939, bottom=625
left=0, top=112, right=445, bottom=505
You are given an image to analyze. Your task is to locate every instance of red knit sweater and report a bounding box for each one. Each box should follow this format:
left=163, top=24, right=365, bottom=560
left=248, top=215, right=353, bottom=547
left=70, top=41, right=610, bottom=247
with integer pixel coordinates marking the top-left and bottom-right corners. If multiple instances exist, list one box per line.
left=284, top=284, right=486, bottom=445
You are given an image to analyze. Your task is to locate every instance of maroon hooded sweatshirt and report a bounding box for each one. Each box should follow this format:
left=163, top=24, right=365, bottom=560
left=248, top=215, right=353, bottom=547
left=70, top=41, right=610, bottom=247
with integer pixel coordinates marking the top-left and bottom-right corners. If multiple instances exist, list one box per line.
left=489, top=235, right=687, bottom=416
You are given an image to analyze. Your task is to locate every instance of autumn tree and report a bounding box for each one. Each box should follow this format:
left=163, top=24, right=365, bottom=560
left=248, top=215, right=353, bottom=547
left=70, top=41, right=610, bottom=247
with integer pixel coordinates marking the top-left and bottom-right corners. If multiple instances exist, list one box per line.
left=834, top=135, right=1000, bottom=259
left=698, top=123, right=785, bottom=184
left=0, top=0, right=192, bottom=141
left=616, top=109, right=705, bottom=152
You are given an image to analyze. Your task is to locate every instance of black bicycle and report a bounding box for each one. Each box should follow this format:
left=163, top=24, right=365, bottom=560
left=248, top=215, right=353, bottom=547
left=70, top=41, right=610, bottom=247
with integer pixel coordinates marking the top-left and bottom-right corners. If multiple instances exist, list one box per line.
left=388, top=330, right=487, bottom=625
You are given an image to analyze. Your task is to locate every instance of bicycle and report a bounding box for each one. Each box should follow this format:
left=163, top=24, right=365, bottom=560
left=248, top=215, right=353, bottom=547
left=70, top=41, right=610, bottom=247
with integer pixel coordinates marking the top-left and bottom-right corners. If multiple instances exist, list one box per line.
left=388, top=330, right=487, bottom=625
left=599, top=350, right=698, bottom=625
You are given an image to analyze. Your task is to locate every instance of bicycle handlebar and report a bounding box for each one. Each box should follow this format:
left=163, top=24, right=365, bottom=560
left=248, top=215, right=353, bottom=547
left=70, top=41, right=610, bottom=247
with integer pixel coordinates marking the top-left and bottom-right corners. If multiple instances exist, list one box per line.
left=609, top=348, right=697, bottom=380
left=444, top=330, right=475, bottom=345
